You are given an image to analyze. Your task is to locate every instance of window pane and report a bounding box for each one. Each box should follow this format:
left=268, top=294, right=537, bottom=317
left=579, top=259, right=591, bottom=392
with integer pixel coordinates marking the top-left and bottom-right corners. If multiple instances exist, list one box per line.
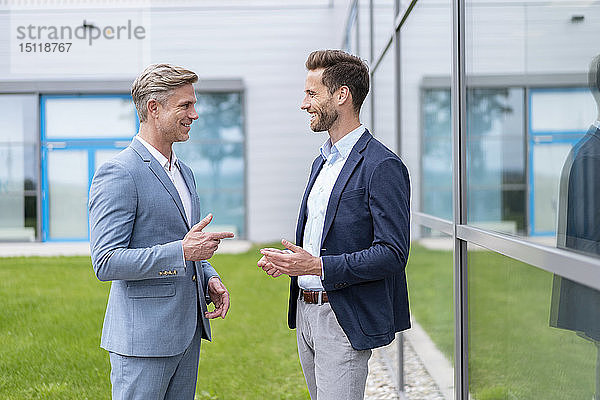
left=373, top=50, right=396, bottom=152
left=422, top=89, right=452, bottom=220
left=469, top=246, right=598, bottom=399
left=407, top=228, right=455, bottom=399
left=47, top=150, right=89, bottom=240
left=0, top=94, right=38, bottom=241
left=466, top=88, right=526, bottom=233
left=174, top=92, right=245, bottom=237
left=344, top=4, right=358, bottom=54
left=402, top=0, right=453, bottom=219
left=372, top=0, right=395, bottom=59
left=465, top=0, right=600, bottom=247
left=45, top=96, right=137, bottom=139
left=358, top=0, right=371, bottom=61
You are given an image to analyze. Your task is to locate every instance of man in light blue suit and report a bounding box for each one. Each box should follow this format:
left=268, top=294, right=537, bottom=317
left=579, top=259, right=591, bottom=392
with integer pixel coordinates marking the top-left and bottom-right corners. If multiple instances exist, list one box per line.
left=89, top=63, right=234, bottom=400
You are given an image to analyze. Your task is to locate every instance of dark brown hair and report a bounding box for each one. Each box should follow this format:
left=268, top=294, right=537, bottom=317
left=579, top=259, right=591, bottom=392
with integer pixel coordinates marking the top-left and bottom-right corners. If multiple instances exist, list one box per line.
left=305, top=50, right=369, bottom=113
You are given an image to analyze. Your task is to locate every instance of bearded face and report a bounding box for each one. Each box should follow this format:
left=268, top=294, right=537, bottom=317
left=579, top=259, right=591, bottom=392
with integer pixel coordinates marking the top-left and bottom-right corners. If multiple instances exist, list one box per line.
left=302, top=69, right=340, bottom=133
left=309, top=94, right=339, bottom=132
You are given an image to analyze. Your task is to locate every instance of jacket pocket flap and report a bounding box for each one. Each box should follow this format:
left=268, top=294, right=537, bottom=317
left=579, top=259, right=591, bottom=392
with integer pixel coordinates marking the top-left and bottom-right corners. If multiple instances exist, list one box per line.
left=127, top=283, right=176, bottom=298
left=340, top=187, right=366, bottom=200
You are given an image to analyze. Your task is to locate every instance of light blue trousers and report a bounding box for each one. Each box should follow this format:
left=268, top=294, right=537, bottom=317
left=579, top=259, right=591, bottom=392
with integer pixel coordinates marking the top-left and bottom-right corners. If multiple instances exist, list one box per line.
left=109, top=324, right=202, bottom=400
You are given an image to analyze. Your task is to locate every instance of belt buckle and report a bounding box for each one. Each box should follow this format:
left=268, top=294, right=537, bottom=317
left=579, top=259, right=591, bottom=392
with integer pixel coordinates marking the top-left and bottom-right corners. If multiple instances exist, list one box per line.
left=317, top=291, right=323, bottom=306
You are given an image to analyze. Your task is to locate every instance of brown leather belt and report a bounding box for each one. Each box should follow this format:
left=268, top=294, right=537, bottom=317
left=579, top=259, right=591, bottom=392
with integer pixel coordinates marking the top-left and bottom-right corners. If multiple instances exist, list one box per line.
left=300, top=289, right=329, bottom=304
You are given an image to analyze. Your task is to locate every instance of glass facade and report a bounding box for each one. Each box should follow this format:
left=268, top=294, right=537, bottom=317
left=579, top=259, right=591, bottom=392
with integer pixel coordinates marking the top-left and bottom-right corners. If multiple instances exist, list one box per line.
left=345, top=0, right=600, bottom=397
left=407, top=229, right=454, bottom=398
left=469, top=245, right=599, bottom=399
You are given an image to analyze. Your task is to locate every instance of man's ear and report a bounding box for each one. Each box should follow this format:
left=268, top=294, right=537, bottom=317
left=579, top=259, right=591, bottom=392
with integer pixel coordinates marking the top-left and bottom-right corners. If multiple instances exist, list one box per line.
left=147, top=99, right=160, bottom=119
left=338, top=86, right=351, bottom=106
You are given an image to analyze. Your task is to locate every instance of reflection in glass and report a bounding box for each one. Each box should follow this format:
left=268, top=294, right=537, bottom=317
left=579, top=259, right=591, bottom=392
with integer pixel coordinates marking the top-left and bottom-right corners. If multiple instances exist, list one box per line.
left=529, top=89, right=595, bottom=236
left=422, top=87, right=526, bottom=230
left=174, top=93, right=245, bottom=237
left=464, top=0, right=600, bottom=242
left=407, top=229, right=454, bottom=399
left=48, top=150, right=89, bottom=239
left=422, top=89, right=452, bottom=220
left=373, top=50, right=396, bottom=152
left=402, top=0, right=452, bottom=218
left=467, top=88, right=525, bottom=233
left=372, top=0, right=395, bottom=58
left=358, top=0, right=371, bottom=61
left=550, top=58, right=600, bottom=395
left=469, top=246, right=597, bottom=399
left=344, top=3, right=358, bottom=54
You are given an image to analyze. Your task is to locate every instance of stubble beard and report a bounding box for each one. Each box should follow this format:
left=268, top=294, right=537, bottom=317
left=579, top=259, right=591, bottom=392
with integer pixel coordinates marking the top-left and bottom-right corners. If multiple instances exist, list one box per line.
left=311, top=101, right=339, bottom=133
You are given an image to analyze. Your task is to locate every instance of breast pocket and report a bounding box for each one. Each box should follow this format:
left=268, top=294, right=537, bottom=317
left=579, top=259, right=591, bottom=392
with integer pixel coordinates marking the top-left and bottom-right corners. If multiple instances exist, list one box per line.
left=340, top=187, right=366, bottom=201
left=337, top=187, right=369, bottom=221
left=127, top=283, right=176, bottom=298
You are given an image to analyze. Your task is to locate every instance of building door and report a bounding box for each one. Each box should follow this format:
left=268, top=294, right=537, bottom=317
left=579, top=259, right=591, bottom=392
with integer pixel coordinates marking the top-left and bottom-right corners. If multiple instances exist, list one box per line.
left=40, top=95, right=137, bottom=241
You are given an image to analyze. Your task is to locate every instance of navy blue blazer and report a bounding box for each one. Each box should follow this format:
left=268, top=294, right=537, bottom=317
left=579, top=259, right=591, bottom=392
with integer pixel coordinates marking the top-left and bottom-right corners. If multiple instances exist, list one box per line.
left=288, top=129, right=411, bottom=350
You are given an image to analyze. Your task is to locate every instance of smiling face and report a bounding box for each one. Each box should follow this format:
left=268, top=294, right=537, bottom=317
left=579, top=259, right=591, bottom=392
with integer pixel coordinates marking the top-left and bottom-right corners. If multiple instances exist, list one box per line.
left=155, top=83, right=199, bottom=143
left=301, top=68, right=339, bottom=132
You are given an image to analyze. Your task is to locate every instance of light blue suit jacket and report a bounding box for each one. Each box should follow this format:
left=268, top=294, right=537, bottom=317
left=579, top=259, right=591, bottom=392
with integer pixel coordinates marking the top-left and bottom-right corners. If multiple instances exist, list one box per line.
left=89, top=138, right=218, bottom=357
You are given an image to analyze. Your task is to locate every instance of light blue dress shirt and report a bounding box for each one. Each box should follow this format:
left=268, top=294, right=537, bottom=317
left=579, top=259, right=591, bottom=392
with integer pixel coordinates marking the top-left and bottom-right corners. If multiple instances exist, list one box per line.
left=298, top=125, right=365, bottom=291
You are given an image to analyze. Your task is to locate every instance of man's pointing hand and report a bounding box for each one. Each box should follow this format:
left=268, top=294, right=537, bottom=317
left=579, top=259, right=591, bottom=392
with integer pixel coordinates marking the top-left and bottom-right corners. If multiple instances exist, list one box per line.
left=183, top=214, right=235, bottom=261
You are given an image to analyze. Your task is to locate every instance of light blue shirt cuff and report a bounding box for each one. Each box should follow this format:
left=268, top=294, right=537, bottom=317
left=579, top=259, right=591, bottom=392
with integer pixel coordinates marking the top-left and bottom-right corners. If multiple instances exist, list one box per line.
left=180, top=243, right=186, bottom=271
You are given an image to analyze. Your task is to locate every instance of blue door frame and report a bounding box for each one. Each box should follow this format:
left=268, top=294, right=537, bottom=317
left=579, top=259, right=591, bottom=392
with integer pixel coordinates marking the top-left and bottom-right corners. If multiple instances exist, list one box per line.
left=40, top=94, right=138, bottom=242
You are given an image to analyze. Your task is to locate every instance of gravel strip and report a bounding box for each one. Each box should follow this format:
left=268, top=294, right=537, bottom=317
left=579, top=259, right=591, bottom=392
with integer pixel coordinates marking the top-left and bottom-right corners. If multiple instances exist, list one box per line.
left=365, top=338, right=446, bottom=400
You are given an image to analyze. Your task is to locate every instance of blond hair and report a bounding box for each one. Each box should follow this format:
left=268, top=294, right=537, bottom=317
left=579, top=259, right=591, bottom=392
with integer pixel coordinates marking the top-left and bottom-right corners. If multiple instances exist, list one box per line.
left=131, top=63, right=198, bottom=122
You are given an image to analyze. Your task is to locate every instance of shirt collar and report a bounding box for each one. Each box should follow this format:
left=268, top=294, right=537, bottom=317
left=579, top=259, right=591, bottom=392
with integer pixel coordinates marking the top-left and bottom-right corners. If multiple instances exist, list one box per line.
left=135, top=135, right=179, bottom=170
left=319, top=124, right=365, bottom=162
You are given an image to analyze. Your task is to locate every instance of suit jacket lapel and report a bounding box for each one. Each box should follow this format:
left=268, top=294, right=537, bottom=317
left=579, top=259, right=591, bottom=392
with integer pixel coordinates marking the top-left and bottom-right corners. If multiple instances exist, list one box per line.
left=320, top=130, right=371, bottom=245
left=295, top=156, right=325, bottom=245
left=130, top=139, right=191, bottom=229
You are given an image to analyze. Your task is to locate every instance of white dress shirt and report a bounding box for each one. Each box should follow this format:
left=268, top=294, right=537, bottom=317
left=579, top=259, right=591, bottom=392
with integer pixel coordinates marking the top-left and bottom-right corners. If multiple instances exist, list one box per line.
left=298, top=125, right=365, bottom=291
left=135, top=135, right=192, bottom=267
left=135, top=135, right=193, bottom=226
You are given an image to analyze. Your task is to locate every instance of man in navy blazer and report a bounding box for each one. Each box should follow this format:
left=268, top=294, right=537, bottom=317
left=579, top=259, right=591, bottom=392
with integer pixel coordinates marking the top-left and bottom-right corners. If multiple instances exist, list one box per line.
left=89, top=64, right=234, bottom=399
left=259, top=50, right=411, bottom=399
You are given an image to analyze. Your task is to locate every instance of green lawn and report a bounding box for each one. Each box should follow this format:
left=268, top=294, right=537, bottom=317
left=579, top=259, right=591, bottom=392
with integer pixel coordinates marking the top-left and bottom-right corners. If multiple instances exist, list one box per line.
left=408, top=244, right=598, bottom=400
left=0, top=246, right=308, bottom=400
left=3, top=244, right=597, bottom=399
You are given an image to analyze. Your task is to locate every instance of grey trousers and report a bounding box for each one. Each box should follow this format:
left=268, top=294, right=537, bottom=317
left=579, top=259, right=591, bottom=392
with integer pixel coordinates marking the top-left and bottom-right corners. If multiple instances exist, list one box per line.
left=109, top=323, right=202, bottom=400
left=296, top=297, right=372, bottom=400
